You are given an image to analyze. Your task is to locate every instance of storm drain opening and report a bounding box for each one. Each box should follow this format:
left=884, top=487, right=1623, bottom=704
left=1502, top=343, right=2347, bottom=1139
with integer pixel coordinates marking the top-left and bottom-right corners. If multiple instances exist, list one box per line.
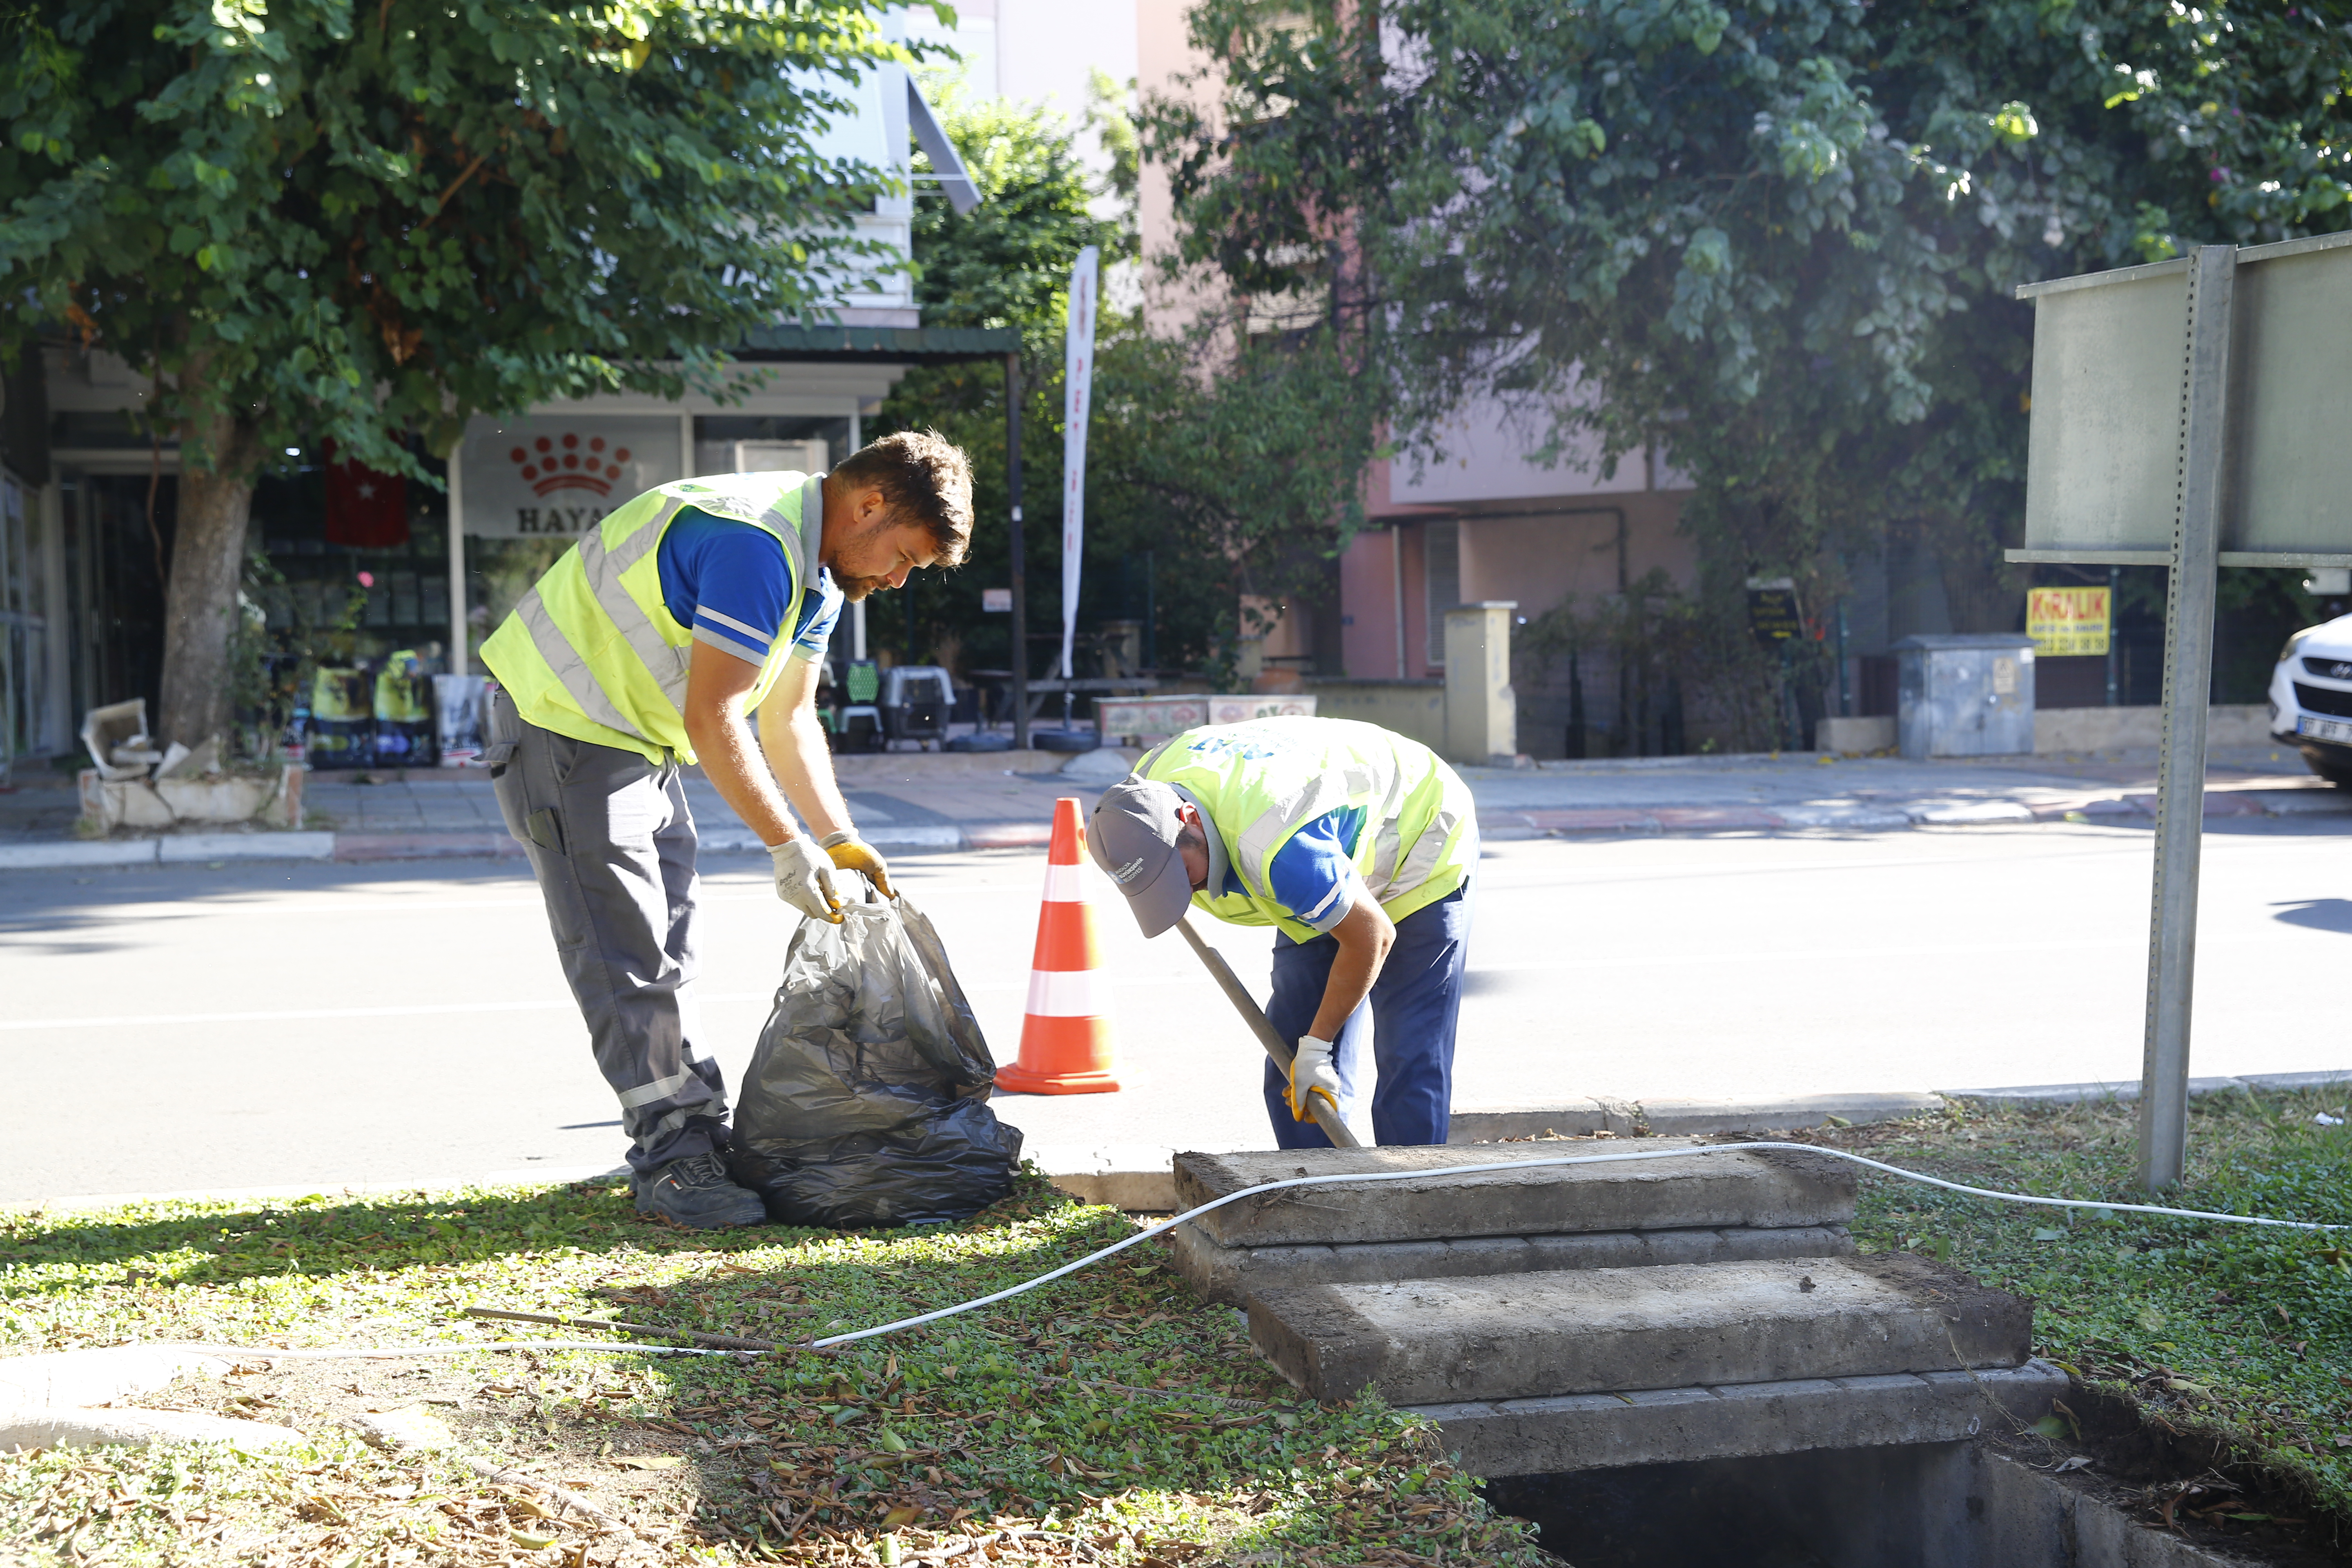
left=1482, top=1439, right=2275, bottom=1568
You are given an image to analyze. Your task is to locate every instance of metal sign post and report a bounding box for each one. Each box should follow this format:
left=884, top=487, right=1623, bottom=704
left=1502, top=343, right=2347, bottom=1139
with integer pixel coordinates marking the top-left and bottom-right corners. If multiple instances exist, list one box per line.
left=2138, top=246, right=2232, bottom=1189
left=2010, top=232, right=2352, bottom=1189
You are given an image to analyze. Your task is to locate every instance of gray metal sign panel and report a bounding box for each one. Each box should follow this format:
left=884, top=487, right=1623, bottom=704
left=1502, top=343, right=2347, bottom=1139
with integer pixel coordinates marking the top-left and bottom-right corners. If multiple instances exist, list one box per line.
left=2013, top=233, right=2352, bottom=567
left=2225, top=234, right=2352, bottom=559
left=2019, top=262, right=2187, bottom=560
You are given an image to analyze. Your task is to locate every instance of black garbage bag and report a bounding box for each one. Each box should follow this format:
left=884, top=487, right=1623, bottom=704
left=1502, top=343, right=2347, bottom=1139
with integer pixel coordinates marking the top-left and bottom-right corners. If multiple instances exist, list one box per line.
left=727, top=889, right=1023, bottom=1228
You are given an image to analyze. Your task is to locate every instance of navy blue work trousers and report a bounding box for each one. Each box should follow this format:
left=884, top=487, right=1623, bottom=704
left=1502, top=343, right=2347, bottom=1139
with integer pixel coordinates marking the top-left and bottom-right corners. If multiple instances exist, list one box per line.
left=1258, top=883, right=1470, bottom=1148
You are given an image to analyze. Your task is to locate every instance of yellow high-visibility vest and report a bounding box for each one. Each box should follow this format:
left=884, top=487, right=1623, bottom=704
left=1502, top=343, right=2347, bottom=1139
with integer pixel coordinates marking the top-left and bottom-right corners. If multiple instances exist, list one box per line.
left=1137, top=716, right=1476, bottom=941
left=479, top=471, right=820, bottom=764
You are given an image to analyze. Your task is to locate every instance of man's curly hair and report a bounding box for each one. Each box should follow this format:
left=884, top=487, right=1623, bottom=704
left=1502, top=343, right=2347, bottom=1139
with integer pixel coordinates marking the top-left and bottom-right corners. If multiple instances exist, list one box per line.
left=831, top=429, right=975, bottom=566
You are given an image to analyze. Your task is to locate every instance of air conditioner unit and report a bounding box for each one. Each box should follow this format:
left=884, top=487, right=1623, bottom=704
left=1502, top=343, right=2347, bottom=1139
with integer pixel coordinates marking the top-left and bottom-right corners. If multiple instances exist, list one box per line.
left=732, top=439, right=830, bottom=476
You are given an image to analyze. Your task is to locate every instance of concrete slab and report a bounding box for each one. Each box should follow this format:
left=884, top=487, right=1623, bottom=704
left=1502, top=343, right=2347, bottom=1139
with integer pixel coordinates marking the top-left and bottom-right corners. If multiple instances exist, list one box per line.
left=1412, top=1359, right=2068, bottom=1475
left=1247, top=1254, right=2031, bottom=1404
left=1172, top=1141, right=1853, bottom=1249
left=1167, top=1220, right=1855, bottom=1305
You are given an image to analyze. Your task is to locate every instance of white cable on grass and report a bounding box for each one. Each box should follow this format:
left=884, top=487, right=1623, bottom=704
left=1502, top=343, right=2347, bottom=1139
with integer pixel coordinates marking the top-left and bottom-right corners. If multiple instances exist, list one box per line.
left=145, top=1141, right=2343, bottom=1365
left=806, top=1139, right=2344, bottom=1349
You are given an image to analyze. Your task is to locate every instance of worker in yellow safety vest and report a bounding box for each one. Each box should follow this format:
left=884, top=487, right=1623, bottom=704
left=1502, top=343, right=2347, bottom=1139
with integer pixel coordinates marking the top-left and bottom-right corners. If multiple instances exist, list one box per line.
left=479, top=430, right=973, bottom=1227
left=1087, top=717, right=1477, bottom=1147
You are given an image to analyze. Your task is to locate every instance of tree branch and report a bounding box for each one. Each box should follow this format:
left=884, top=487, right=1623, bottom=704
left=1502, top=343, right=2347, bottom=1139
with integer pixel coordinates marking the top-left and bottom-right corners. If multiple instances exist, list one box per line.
left=423, top=151, right=489, bottom=225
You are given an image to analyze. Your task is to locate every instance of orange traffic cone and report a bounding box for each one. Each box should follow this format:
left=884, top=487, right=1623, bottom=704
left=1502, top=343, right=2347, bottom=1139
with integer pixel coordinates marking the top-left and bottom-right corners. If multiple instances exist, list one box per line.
left=996, top=797, right=1121, bottom=1094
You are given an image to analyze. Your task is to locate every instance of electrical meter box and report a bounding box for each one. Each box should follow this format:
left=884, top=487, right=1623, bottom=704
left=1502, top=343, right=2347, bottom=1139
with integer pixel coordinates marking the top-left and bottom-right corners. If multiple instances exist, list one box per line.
left=1892, top=634, right=2038, bottom=759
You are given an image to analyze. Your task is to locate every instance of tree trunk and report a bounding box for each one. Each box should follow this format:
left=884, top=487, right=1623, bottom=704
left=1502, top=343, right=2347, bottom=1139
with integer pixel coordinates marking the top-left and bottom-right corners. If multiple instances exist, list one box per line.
left=1929, top=513, right=2027, bottom=634
left=156, top=408, right=262, bottom=749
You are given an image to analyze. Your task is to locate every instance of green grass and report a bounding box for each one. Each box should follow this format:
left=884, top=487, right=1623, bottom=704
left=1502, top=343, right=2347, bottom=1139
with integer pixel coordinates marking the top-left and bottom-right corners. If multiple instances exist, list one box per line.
left=1805, top=1085, right=2352, bottom=1528
left=0, top=1169, right=1548, bottom=1567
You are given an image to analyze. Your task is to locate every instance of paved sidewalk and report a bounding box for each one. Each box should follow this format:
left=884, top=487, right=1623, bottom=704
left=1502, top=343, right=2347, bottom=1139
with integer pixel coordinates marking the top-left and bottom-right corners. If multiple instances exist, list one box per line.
left=6, top=742, right=2349, bottom=869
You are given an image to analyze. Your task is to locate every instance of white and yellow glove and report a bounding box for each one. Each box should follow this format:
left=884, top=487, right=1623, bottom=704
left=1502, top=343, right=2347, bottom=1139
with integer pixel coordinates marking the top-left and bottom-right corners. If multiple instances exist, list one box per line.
left=1287, top=1034, right=1342, bottom=1122
left=767, top=837, right=843, bottom=923
left=820, top=830, right=895, bottom=899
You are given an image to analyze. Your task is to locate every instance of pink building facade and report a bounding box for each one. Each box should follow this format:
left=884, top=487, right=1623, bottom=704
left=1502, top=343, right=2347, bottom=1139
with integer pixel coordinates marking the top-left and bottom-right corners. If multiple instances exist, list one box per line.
left=1134, top=7, right=1700, bottom=757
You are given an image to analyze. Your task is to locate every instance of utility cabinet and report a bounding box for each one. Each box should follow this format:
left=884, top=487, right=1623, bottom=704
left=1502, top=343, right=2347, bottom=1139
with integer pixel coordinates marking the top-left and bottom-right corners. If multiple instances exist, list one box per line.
left=1893, top=634, right=2037, bottom=759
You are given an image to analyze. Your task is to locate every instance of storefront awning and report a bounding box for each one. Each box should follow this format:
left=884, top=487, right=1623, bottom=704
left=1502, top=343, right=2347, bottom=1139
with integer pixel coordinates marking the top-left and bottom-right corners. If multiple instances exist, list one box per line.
left=737, top=324, right=1022, bottom=365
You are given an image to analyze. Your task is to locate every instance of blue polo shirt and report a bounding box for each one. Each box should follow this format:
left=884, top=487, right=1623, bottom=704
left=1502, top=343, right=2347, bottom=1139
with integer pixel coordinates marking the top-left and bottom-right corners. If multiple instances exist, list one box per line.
left=1215, top=804, right=1370, bottom=935
left=655, top=506, right=842, bottom=667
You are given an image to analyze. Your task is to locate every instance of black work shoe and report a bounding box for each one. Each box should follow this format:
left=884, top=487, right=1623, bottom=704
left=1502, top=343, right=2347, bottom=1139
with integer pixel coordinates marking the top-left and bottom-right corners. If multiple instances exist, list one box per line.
left=633, top=1151, right=766, bottom=1229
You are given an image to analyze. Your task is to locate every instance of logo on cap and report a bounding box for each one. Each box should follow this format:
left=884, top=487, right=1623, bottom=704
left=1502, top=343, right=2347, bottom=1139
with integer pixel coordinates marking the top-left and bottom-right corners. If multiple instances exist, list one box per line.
left=1111, top=855, right=1145, bottom=885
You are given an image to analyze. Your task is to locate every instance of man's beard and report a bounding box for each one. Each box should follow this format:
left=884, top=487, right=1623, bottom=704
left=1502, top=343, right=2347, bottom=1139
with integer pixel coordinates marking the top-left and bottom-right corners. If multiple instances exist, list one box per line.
left=833, top=512, right=900, bottom=602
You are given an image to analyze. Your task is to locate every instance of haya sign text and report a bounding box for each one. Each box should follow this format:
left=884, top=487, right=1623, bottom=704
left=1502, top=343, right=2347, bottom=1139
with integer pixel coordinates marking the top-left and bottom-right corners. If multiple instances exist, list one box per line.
left=458, top=416, right=683, bottom=539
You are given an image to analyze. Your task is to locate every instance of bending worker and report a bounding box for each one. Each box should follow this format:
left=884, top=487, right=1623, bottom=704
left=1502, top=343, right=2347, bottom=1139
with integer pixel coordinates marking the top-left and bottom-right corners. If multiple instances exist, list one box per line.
left=1087, top=716, right=1477, bottom=1147
left=479, top=431, right=974, bottom=1228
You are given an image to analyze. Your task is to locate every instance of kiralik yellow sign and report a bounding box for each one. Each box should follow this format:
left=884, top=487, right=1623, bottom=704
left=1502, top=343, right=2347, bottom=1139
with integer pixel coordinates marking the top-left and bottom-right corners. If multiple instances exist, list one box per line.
left=2027, top=586, right=2111, bottom=657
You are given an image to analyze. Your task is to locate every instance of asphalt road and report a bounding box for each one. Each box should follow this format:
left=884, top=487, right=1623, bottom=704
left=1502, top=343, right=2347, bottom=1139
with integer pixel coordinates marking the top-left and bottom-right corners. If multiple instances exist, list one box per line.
left=6, top=816, right=2350, bottom=1203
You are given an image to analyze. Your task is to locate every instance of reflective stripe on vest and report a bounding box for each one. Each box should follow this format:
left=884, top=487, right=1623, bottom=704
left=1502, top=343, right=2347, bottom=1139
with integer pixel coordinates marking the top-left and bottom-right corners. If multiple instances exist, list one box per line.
left=1138, top=716, right=1474, bottom=941
left=481, top=471, right=820, bottom=764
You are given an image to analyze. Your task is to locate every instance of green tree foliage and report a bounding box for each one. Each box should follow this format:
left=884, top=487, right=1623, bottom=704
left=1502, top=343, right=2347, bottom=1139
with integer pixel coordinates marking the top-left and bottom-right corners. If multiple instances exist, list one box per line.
left=878, top=80, right=1381, bottom=684
left=0, top=0, right=917, bottom=747
left=1148, top=0, right=2352, bottom=725
left=907, top=86, right=1128, bottom=335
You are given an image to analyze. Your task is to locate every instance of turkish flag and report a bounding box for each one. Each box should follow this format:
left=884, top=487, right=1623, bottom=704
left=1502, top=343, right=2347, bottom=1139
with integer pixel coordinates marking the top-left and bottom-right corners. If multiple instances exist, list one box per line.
left=324, top=445, right=410, bottom=548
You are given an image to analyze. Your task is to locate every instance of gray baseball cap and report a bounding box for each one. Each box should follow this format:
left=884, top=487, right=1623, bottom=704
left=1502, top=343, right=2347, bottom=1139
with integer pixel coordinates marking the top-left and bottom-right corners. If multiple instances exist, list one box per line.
left=1088, top=778, right=1196, bottom=938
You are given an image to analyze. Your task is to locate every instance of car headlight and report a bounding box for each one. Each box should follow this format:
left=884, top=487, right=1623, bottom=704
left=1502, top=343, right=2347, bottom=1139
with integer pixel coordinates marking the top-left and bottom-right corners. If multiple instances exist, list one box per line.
left=2280, top=628, right=2318, bottom=664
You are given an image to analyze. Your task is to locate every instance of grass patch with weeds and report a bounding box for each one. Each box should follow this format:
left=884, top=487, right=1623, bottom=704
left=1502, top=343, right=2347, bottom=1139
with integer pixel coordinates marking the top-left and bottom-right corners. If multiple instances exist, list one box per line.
left=0, top=1168, right=1547, bottom=1567
left=1793, top=1084, right=2352, bottom=1546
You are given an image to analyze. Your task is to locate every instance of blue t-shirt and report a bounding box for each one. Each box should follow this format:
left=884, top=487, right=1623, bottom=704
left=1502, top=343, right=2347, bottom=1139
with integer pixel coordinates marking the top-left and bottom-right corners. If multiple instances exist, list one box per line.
left=655, top=505, right=841, bottom=668
left=1217, top=804, right=1369, bottom=935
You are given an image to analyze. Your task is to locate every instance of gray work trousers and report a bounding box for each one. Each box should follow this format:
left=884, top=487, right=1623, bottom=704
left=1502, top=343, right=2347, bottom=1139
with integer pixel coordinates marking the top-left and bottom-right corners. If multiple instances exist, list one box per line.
left=486, top=688, right=729, bottom=1174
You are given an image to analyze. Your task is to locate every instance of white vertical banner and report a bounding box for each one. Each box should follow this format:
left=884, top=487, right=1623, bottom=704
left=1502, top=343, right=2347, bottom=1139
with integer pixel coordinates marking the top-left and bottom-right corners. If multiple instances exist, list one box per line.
left=1059, top=245, right=1100, bottom=683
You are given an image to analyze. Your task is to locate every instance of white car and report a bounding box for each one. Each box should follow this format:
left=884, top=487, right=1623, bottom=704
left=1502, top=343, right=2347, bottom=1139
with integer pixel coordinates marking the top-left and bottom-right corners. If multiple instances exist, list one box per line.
left=2272, top=614, right=2352, bottom=788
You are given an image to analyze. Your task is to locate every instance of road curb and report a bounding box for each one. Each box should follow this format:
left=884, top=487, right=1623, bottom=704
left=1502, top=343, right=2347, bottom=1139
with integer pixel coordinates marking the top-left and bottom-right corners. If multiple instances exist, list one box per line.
left=0, top=839, right=162, bottom=869
left=1449, top=1092, right=1946, bottom=1142
left=335, top=831, right=525, bottom=863
left=0, top=833, right=337, bottom=870
left=966, top=822, right=1056, bottom=849
left=1, top=822, right=1007, bottom=869
left=1477, top=784, right=2352, bottom=840
left=1943, top=1069, right=2352, bottom=1105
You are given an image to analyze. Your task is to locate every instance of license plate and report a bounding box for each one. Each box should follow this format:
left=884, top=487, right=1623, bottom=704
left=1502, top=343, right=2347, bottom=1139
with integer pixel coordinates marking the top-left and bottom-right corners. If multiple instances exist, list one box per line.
left=2298, top=715, right=2352, bottom=744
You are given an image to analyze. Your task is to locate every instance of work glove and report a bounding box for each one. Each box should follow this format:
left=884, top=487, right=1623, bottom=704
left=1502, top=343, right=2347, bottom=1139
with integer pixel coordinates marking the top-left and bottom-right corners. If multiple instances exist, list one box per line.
left=820, top=830, right=895, bottom=899
left=767, top=837, right=843, bottom=923
left=1287, top=1034, right=1342, bottom=1123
